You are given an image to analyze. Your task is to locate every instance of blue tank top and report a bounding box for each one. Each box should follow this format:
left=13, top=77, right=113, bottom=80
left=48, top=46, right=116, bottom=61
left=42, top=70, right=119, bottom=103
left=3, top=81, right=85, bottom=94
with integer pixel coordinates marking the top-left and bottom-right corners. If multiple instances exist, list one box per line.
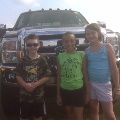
left=86, top=43, right=111, bottom=83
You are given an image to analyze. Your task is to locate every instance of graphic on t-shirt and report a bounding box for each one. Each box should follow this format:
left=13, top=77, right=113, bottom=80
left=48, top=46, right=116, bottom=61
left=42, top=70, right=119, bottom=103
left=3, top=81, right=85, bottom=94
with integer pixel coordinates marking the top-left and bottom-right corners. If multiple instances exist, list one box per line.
left=28, top=68, right=37, bottom=74
left=61, top=57, right=80, bottom=79
left=25, top=66, right=39, bottom=82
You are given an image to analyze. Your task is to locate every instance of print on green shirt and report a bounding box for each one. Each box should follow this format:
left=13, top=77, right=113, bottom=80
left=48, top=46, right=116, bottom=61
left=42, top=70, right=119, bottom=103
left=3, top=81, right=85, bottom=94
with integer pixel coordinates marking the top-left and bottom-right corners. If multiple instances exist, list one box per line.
left=62, top=57, right=81, bottom=79
left=58, top=51, right=84, bottom=90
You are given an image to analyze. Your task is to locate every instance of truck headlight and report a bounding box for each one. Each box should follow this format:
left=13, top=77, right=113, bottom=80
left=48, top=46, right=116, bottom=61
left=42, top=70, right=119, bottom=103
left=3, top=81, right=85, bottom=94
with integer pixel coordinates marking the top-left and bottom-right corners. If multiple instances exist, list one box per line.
left=2, top=39, right=18, bottom=63
left=107, top=36, right=118, bottom=55
left=107, top=37, right=117, bottom=45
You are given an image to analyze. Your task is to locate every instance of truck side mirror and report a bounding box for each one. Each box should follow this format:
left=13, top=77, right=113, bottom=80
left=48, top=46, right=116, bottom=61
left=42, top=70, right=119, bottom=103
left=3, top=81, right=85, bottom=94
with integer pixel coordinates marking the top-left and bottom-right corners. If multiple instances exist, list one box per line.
left=7, top=28, right=13, bottom=31
left=97, top=21, right=106, bottom=28
left=0, top=24, right=6, bottom=29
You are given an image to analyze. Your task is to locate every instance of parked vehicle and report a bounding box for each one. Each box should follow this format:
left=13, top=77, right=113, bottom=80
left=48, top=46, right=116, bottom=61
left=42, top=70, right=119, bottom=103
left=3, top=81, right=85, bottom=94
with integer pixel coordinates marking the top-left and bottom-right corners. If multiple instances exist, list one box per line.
left=0, top=8, right=119, bottom=116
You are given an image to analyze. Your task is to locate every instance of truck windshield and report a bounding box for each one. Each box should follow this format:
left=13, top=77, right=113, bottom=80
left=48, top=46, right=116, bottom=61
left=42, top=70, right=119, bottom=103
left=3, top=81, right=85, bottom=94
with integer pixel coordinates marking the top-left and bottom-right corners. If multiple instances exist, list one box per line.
left=14, top=10, right=89, bottom=29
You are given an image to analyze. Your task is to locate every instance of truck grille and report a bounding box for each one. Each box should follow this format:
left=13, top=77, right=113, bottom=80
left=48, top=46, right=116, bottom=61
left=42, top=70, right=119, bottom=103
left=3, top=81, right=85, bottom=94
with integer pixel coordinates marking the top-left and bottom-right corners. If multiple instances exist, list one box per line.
left=38, top=34, right=85, bottom=40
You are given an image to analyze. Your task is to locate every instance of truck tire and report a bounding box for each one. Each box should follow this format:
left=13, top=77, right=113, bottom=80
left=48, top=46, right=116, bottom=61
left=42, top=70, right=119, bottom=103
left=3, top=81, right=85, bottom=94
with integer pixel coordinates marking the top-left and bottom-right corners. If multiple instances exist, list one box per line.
left=1, top=82, right=20, bottom=117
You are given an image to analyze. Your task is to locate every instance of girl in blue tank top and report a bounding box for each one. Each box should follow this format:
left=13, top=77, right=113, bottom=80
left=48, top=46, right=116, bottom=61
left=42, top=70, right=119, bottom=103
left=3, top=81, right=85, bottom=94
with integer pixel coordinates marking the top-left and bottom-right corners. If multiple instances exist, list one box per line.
left=85, top=23, right=120, bottom=120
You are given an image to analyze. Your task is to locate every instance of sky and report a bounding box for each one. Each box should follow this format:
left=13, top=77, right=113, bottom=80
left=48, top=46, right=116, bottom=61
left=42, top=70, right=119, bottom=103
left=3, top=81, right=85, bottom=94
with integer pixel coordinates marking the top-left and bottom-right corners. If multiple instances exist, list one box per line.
left=0, top=0, right=120, bottom=32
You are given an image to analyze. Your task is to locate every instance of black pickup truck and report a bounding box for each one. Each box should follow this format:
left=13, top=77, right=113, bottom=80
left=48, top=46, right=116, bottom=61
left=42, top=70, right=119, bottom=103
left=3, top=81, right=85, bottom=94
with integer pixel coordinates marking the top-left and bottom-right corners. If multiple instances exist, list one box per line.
left=0, top=9, right=119, bottom=117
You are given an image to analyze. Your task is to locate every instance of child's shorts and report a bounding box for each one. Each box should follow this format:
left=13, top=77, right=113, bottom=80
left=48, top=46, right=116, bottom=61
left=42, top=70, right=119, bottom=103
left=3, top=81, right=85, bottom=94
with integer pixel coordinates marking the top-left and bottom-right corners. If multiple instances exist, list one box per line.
left=61, top=87, right=85, bottom=107
left=90, top=81, right=113, bottom=102
left=20, top=102, right=46, bottom=119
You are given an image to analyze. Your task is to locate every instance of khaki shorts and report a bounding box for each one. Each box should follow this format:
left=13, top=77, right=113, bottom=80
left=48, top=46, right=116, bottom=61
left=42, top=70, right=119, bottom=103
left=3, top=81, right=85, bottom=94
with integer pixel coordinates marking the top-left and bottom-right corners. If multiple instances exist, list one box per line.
left=90, top=81, right=113, bottom=102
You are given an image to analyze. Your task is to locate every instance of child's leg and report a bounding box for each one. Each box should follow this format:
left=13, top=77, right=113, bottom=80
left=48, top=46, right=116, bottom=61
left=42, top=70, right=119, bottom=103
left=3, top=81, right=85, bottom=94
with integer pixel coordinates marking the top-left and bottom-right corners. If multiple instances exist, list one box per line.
left=65, top=106, right=75, bottom=120
left=33, top=102, right=45, bottom=120
left=100, top=101, right=116, bottom=120
left=89, top=99, right=99, bottom=120
left=20, top=118, right=29, bottom=120
left=74, top=106, right=83, bottom=120
left=61, top=87, right=85, bottom=120
left=20, top=102, right=31, bottom=120
left=34, top=117, right=42, bottom=120
left=65, top=106, right=83, bottom=120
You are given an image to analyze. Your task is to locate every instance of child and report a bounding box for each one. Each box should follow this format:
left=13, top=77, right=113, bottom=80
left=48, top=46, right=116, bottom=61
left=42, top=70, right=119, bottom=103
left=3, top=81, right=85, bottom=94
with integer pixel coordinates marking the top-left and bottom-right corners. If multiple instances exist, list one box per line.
left=85, top=23, right=120, bottom=120
left=56, top=32, right=89, bottom=120
left=15, top=34, right=51, bottom=120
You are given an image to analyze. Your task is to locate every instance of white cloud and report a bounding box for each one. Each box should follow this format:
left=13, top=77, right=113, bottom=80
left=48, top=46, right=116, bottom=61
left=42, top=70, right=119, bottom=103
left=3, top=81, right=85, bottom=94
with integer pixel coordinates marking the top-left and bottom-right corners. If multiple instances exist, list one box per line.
left=33, top=2, right=40, bottom=7
left=5, top=22, right=14, bottom=28
left=13, top=0, right=40, bottom=6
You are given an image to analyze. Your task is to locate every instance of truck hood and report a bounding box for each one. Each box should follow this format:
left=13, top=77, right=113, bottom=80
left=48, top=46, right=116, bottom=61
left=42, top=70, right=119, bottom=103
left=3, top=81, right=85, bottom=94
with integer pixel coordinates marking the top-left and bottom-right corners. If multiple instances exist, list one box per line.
left=4, top=26, right=86, bottom=38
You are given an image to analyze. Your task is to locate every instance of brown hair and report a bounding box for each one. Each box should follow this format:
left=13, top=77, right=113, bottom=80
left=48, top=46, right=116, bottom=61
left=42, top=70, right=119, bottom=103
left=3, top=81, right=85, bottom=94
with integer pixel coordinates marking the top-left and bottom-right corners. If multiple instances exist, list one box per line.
left=85, top=23, right=103, bottom=42
left=25, top=34, right=39, bottom=43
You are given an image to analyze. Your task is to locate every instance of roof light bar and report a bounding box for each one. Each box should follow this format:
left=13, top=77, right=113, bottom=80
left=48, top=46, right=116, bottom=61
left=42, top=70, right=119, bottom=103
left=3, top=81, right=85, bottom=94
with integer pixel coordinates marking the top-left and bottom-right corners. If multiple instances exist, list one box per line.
left=41, top=8, right=44, bottom=11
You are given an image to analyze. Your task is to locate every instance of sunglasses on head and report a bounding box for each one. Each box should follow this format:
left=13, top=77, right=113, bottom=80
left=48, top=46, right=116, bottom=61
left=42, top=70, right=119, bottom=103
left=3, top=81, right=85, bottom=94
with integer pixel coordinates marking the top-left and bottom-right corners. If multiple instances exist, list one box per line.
left=26, top=43, right=39, bottom=47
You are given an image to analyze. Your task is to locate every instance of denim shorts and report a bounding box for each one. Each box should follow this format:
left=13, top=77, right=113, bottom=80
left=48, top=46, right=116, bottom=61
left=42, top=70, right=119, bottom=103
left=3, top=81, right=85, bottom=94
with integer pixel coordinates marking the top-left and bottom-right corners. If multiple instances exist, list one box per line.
left=90, top=81, right=113, bottom=102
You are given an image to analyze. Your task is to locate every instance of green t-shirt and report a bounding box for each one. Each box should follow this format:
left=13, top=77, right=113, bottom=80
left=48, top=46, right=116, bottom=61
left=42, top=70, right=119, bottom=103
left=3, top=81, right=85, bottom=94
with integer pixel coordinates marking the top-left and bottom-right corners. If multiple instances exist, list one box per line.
left=58, top=51, right=85, bottom=90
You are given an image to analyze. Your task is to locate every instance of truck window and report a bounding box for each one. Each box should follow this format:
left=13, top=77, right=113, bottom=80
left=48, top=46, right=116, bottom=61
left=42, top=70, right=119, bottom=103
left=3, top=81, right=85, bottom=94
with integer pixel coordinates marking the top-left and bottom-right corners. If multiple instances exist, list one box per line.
left=14, top=10, right=89, bottom=29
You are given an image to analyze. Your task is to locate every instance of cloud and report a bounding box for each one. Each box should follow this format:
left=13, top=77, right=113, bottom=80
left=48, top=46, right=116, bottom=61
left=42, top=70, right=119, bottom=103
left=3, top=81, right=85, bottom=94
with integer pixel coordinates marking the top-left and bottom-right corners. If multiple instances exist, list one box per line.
left=13, top=0, right=40, bottom=6
left=5, top=22, right=14, bottom=28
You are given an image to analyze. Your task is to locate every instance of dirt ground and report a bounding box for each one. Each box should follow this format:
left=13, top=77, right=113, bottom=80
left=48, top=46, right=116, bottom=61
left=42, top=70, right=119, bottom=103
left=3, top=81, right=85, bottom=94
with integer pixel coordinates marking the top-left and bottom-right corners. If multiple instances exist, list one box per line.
left=1, top=99, right=120, bottom=120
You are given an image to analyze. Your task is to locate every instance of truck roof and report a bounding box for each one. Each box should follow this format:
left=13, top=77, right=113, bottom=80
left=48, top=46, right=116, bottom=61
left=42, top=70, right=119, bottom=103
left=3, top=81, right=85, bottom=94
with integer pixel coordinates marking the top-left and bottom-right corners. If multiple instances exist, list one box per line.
left=14, top=10, right=89, bottom=30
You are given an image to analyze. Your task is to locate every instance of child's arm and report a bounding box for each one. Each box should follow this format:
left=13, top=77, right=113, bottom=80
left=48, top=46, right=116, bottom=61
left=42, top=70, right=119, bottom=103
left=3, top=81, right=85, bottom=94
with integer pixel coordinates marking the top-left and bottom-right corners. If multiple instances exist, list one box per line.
left=56, top=56, right=62, bottom=106
left=31, top=57, right=51, bottom=88
left=107, top=43, right=120, bottom=100
left=15, top=58, right=35, bottom=92
left=82, top=52, right=90, bottom=104
left=31, top=76, right=50, bottom=88
left=16, top=75, right=35, bottom=92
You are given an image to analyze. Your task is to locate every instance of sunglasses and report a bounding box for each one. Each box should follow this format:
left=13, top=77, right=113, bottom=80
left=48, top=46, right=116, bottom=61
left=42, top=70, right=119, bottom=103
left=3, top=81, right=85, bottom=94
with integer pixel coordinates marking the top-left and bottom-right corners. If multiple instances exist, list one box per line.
left=26, top=43, right=39, bottom=47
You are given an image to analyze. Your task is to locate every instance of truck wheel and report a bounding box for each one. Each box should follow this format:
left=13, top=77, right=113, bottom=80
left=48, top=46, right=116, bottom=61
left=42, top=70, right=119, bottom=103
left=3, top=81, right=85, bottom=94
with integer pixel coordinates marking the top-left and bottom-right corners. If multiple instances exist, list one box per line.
left=1, top=82, right=20, bottom=117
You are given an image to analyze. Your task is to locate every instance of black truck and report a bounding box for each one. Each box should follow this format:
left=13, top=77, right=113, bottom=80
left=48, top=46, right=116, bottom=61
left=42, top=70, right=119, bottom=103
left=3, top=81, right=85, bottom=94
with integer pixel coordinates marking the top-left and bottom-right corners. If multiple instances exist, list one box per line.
left=0, top=9, right=119, bottom=117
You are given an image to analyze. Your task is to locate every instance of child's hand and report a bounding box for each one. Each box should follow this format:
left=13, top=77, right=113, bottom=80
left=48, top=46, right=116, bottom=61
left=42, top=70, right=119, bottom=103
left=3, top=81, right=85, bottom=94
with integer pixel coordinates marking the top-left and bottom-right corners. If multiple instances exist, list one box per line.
left=30, top=82, right=37, bottom=89
left=24, top=83, right=35, bottom=92
left=113, top=88, right=120, bottom=101
left=57, top=95, right=62, bottom=106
